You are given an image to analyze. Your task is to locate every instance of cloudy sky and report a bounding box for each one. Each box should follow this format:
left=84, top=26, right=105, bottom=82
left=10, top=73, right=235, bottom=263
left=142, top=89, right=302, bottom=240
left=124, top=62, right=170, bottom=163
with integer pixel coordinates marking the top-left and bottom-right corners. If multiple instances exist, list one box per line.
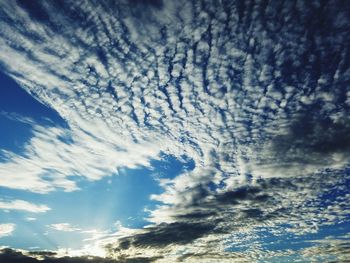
left=0, top=0, right=350, bottom=262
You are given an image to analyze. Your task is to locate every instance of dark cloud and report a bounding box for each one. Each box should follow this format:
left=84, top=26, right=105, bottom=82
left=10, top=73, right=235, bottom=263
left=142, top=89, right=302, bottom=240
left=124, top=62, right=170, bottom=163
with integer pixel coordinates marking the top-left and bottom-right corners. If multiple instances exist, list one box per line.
left=0, top=248, right=37, bottom=263
left=215, top=186, right=264, bottom=204
left=0, top=248, right=158, bottom=263
left=16, top=0, right=50, bottom=23
left=176, top=251, right=252, bottom=262
left=109, top=172, right=350, bottom=259
left=108, top=185, right=274, bottom=254
left=273, top=107, right=350, bottom=156
left=113, top=221, right=215, bottom=249
left=112, top=185, right=269, bottom=248
left=254, top=104, right=350, bottom=178
left=128, top=0, right=163, bottom=8
left=27, top=251, right=57, bottom=258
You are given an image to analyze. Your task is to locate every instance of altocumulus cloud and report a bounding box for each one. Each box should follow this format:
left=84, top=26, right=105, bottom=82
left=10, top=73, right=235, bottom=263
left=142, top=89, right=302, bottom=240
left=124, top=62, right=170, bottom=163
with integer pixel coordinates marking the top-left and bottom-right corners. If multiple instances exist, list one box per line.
left=0, top=0, right=350, bottom=261
left=0, top=199, right=50, bottom=213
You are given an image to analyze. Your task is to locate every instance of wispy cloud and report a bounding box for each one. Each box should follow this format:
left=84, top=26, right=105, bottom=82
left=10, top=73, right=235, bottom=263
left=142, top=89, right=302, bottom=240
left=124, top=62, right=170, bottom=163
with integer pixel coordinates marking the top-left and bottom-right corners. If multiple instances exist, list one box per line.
left=0, top=118, right=162, bottom=193
left=0, top=200, right=50, bottom=213
left=25, top=217, right=37, bottom=221
left=0, top=223, right=15, bottom=238
left=48, top=223, right=81, bottom=232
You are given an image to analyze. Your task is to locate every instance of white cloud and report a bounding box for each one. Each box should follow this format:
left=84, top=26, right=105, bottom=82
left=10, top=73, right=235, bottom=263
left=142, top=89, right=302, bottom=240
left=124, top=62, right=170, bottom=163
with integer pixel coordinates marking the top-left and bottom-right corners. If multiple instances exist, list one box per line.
left=0, top=117, right=163, bottom=193
left=25, top=217, right=37, bottom=221
left=0, top=223, right=15, bottom=238
left=0, top=0, right=349, bottom=261
left=0, top=200, right=50, bottom=213
left=48, top=223, right=81, bottom=232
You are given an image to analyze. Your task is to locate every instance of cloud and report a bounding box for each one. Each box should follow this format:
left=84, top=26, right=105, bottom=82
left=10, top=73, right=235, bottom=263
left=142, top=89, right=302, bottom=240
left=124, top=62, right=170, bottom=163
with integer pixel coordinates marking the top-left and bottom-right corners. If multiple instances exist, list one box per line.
left=0, top=117, right=162, bottom=193
left=25, top=217, right=37, bottom=221
left=113, top=222, right=215, bottom=250
left=0, top=200, right=50, bottom=213
left=300, top=237, right=350, bottom=262
left=105, top=170, right=350, bottom=260
left=48, top=223, right=81, bottom=232
left=0, top=247, right=159, bottom=262
left=0, top=0, right=348, bottom=193
left=0, top=0, right=349, bottom=261
left=248, top=105, right=350, bottom=178
left=0, top=223, right=15, bottom=238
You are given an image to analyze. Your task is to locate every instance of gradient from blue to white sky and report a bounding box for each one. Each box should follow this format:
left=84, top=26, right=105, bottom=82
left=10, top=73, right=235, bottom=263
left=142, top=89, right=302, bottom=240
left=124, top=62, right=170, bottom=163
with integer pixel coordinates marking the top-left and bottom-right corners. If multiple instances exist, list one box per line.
left=0, top=0, right=350, bottom=262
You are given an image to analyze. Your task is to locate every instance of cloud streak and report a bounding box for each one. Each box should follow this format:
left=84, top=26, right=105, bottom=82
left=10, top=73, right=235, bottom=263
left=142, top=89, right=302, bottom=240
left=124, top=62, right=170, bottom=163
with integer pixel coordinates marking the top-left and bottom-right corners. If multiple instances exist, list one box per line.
left=0, top=224, right=15, bottom=238
left=0, top=200, right=50, bottom=213
left=48, top=223, right=81, bottom=232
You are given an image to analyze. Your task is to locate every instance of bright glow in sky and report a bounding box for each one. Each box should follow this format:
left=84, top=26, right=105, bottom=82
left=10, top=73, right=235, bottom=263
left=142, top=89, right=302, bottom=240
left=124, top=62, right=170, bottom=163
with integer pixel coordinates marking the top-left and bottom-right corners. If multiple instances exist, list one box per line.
left=0, top=0, right=350, bottom=262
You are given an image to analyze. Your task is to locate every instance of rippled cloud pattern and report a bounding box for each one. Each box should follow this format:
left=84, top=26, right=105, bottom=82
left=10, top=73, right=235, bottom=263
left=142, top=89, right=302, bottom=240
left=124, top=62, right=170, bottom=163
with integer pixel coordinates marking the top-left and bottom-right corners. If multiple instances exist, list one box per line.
left=0, top=0, right=350, bottom=262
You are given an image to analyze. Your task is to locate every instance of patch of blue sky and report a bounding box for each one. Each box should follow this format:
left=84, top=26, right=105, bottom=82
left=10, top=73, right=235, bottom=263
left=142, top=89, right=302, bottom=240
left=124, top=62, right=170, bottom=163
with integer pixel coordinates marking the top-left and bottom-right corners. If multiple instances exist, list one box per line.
left=0, top=70, right=67, bottom=155
left=257, top=222, right=350, bottom=251
left=226, top=221, right=350, bottom=261
left=149, top=153, right=195, bottom=179
left=0, top=219, right=62, bottom=251
left=0, top=154, right=195, bottom=251
left=0, top=69, right=196, bottom=250
left=317, top=170, right=350, bottom=204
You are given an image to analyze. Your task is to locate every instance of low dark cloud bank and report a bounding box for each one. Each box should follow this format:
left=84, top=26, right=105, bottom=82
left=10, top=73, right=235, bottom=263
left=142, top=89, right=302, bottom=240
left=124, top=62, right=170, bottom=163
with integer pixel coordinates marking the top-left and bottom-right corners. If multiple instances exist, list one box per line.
left=0, top=248, right=159, bottom=263
left=109, top=174, right=350, bottom=259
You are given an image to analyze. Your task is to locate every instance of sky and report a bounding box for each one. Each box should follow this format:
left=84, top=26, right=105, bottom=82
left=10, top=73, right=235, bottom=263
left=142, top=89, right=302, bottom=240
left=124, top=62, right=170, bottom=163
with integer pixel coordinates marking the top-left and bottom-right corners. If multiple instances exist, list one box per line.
left=0, top=0, right=349, bottom=262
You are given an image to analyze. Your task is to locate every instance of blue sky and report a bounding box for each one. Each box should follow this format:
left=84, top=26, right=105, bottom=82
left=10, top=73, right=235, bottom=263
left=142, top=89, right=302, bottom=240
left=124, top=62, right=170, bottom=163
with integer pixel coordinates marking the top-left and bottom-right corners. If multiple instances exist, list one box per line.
left=0, top=71, right=65, bottom=153
left=0, top=70, right=197, bottom=253
left=0, top=0, right=350, bottom=262
left=0, top=71, right=164, bottom=249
